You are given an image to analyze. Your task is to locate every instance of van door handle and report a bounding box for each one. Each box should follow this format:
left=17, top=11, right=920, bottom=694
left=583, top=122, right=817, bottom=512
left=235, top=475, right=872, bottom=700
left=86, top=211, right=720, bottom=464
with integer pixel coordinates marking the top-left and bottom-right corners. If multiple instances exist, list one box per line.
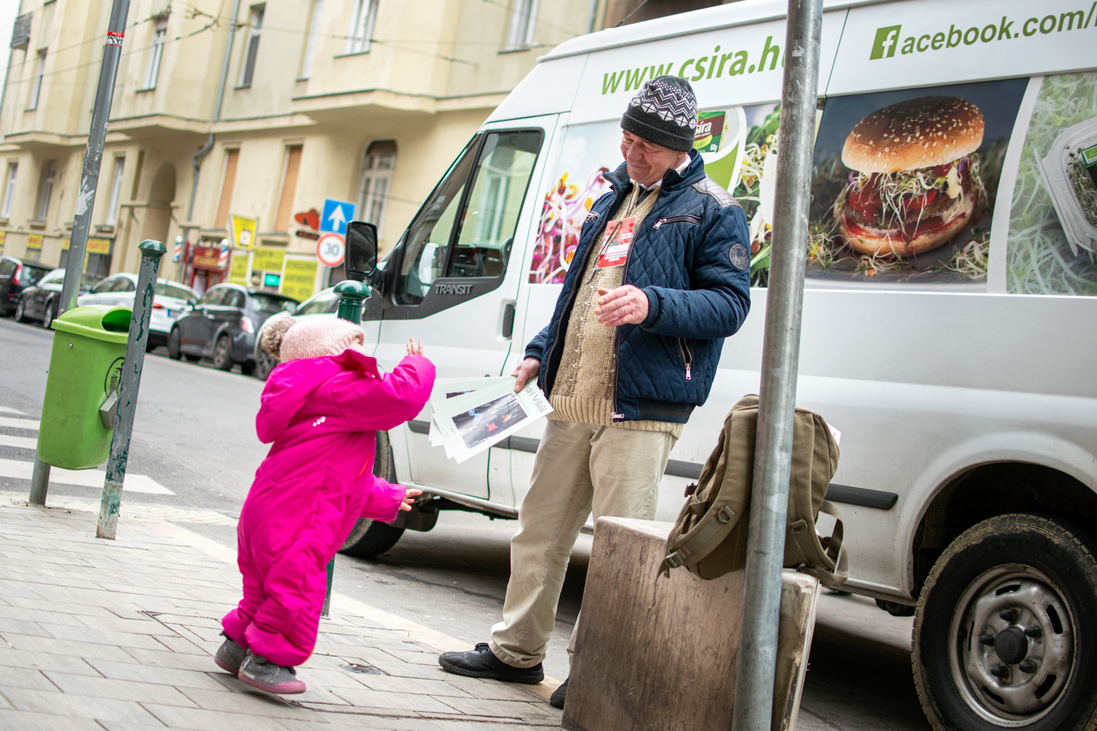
left=502, top=302, right=515, bottom=339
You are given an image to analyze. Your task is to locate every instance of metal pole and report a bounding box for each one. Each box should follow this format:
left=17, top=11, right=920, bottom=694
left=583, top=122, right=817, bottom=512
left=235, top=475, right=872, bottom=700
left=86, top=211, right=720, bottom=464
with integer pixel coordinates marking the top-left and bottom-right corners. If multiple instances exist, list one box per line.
left=732, top=2, right=824, bottom=730
left=96, top=240, right=165, bottom=539
left=321, top=279, right=370, bottom=618
left=30, top=0, right=132, bottom=506
left=59, top=0, right=131, bottom=316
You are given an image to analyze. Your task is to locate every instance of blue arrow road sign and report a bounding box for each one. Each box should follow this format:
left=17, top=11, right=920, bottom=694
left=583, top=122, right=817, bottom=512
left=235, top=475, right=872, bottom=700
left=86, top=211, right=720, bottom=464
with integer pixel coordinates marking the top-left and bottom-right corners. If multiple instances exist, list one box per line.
left=321, top=199, right=355, bottom=235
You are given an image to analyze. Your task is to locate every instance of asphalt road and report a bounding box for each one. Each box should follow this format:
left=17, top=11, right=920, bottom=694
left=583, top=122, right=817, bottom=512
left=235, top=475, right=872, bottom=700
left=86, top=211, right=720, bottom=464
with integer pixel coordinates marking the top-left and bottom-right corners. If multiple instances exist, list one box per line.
left=0, top=315, right=930, bottom=729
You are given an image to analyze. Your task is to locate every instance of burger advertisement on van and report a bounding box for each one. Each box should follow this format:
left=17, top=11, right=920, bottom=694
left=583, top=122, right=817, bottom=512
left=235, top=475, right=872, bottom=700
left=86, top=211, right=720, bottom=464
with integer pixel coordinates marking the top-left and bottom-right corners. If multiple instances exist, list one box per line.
left=805, top=79, right=1026, bottom=286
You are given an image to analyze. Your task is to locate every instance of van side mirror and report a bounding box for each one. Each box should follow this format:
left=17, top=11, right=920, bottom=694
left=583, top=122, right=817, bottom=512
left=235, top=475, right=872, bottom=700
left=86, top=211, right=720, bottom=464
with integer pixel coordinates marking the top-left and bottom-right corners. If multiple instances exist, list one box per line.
left=345, top=221, right=379, bottom=283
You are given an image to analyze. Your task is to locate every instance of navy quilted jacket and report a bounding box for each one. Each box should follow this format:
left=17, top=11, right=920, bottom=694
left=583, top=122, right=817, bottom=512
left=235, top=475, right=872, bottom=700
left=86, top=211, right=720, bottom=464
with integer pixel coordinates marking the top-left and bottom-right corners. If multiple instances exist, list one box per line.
left=526, top=150, right=751, bottom=424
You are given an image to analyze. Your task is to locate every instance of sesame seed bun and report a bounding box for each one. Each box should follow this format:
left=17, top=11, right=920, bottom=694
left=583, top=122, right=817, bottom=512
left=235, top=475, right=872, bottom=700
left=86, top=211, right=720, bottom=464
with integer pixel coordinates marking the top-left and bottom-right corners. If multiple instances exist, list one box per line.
left=841, top=96, right=985, bottom=173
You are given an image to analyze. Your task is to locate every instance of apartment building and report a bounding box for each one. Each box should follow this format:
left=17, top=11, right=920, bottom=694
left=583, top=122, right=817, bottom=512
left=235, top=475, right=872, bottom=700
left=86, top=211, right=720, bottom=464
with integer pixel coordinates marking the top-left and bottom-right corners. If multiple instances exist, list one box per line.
left=0, top=0, right=611, bottom=300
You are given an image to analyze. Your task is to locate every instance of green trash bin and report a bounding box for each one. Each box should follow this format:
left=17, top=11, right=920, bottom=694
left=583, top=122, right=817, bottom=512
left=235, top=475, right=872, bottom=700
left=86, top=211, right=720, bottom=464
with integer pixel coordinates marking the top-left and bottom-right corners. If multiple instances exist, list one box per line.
left=37, top=305, right=132, bottom=470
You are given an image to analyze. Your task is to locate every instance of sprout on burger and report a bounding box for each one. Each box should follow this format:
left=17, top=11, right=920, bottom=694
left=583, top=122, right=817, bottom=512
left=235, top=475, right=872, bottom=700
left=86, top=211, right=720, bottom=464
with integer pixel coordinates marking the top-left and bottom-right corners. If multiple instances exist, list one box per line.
left=833, top=96, right=986, bottom=258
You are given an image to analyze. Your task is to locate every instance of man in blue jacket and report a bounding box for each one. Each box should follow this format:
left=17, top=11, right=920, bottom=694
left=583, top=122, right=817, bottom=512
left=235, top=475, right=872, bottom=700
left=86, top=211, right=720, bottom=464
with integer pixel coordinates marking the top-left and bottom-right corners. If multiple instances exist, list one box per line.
left=439, top=75, right=752, bottom=707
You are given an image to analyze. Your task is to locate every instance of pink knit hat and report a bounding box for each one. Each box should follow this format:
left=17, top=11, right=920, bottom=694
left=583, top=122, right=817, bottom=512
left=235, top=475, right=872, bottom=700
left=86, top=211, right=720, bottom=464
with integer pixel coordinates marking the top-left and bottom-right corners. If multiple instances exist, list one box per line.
left=262, top=316, right=364, bottom=361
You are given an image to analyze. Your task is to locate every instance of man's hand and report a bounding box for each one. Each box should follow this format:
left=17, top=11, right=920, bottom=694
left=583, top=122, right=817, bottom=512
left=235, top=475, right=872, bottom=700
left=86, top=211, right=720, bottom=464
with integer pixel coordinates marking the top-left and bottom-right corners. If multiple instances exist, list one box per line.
left=512, top=357, right=541, bottom=392
left=596, top=285, right=649, bottom=326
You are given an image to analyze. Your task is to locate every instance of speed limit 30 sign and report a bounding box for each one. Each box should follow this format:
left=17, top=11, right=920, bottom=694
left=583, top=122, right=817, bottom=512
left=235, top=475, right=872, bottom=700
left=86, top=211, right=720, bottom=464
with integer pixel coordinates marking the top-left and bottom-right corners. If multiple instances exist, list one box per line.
left=316, top=233, right=345, bottom=267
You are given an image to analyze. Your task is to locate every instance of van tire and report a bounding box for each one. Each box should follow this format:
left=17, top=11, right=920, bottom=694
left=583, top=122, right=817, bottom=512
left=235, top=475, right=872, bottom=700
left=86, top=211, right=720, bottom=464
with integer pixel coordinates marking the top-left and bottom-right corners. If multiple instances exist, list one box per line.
left=13, top=297, right=28, bottom=323
left=339, top=432, right=406, bottom=558
left=913, top=514, right=1097, bottom=731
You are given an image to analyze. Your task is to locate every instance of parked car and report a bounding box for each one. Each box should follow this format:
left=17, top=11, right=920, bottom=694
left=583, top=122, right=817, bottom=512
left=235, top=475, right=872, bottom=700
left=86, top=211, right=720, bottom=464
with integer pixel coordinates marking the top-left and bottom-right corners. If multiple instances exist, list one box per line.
left=168, top=283, right=297, bottom=374
left=78, top=274, right=198, bottom=349
left=250, top=286, right=340, bottom=380
left=0, top=257, right=51, bottom=317
left=14, top=268, right=101, bottom=328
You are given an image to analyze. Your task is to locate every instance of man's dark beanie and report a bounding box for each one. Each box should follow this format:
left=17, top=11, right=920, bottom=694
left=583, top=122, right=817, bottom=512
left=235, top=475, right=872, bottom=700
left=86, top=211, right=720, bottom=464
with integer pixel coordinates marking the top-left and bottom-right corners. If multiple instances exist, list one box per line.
left=621, top=75, right=698, bottom=152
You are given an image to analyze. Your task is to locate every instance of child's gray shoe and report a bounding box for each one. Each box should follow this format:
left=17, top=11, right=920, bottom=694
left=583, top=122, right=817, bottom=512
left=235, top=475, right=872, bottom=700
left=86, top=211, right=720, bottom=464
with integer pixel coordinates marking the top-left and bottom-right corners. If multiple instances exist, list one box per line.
left=214, top=633, right=247, bottom=675
left=238, top=652, right=306, bottom=694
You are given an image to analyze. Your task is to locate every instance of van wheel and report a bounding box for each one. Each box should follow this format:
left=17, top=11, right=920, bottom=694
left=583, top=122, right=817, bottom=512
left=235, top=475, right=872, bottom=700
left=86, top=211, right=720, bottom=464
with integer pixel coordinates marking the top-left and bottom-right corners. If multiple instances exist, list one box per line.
left=913, top=514, right=1097, bottom=731
left=340, top=432, right=406, bottom=558
left=13, top=297, right=28, bottom=323
left=168, top=328, right=183, bottom=360
left=212, top=335, right=233, bottom=371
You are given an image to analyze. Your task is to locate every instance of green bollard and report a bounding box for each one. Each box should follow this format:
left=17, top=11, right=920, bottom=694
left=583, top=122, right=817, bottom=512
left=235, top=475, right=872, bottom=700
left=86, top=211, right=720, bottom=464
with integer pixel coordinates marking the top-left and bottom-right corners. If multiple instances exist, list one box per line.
left=96, top=240, right=166, bottom=539
left=321, top=279, right=371, bottom=618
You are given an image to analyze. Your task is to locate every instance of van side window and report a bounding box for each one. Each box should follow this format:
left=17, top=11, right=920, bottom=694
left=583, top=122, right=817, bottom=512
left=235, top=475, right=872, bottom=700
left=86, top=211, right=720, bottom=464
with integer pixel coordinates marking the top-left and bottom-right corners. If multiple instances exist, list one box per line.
left=450, top=131, right=541, bottom=279
left=395, top=130, right=543, bottom=305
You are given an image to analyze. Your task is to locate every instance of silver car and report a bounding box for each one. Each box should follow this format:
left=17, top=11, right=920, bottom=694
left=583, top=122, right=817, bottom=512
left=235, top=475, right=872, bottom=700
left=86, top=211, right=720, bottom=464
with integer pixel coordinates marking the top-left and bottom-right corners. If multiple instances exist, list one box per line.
left=78, top=274, right=198, bottom=349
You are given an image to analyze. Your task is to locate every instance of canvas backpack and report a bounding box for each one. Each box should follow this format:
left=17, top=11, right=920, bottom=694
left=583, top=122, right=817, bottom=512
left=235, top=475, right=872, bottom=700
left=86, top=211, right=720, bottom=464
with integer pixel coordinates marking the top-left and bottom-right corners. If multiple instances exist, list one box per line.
left=660, top=394, right=847, bottom=584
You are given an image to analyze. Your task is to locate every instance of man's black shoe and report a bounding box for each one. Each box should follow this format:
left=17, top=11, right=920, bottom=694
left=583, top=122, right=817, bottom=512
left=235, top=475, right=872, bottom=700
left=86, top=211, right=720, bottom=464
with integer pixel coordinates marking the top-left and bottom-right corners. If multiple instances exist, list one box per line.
left=438, top=643, right=544, bottom=684
left=549, top=677, right=568, bottom=709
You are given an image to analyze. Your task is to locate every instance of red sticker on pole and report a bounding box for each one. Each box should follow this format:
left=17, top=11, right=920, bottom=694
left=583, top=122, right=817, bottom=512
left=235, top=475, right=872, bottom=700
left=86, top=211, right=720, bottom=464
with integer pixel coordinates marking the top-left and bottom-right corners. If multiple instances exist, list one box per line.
left=106, top=31, right=124, bottom=47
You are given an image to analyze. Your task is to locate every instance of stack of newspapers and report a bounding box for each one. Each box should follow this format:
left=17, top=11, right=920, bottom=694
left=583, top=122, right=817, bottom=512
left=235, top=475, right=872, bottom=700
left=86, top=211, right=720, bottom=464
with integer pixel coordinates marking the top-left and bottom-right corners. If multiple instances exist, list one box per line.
left=427, top=377, right=553, bottom=464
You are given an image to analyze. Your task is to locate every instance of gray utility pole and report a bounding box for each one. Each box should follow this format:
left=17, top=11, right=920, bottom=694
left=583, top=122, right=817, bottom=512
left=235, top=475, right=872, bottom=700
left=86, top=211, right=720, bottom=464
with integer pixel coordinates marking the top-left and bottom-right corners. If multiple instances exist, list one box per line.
left=30, top=0, right=132, bottom=505
left=97, top=240, right=165, bottom=539
left=731, top=1, right=824, bottom=730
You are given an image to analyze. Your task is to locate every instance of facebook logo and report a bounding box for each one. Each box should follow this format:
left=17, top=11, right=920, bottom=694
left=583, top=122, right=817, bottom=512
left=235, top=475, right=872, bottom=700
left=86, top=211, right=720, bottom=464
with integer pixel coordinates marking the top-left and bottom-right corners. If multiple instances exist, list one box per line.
left=870, top=25, right=902, bottom=59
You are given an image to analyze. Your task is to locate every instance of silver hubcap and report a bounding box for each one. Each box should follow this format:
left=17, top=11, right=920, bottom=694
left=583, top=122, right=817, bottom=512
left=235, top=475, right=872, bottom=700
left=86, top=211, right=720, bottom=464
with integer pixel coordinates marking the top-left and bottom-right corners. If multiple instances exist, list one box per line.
left=949, top=564, right=1075, bottom=726
left=215, top=339, right=229, bottom=362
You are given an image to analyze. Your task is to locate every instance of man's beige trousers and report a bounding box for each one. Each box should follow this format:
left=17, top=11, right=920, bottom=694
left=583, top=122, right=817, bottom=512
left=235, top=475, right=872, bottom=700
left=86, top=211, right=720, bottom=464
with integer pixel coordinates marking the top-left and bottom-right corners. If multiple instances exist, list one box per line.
left=490, top=419, right=676, bottom=668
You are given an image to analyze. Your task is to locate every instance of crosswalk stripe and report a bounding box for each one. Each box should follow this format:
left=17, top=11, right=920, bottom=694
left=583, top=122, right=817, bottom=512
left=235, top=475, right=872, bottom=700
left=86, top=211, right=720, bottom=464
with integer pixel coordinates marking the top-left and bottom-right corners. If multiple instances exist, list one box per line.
left=0, top=458, right=175, bottom=495
left=0, top=416, right=40, bottom=430
left=0, top=407, right=27, bottom=416
left=0, top=434, right=37, bottom=450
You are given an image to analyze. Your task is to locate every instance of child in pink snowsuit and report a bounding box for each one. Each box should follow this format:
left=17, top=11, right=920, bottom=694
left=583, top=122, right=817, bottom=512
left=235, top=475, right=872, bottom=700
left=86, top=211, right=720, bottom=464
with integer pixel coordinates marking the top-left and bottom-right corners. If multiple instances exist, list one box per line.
left=215, top=316, right=435, bottom=694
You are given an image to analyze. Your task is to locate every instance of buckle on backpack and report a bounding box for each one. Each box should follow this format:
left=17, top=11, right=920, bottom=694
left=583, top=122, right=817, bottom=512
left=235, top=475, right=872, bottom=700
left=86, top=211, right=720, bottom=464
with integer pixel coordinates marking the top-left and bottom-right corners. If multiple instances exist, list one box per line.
left=717, top=506, right=735, bottom=524
left=663, top=551, right=685, bottom=569
left=790, top=519, right=807, bottom=534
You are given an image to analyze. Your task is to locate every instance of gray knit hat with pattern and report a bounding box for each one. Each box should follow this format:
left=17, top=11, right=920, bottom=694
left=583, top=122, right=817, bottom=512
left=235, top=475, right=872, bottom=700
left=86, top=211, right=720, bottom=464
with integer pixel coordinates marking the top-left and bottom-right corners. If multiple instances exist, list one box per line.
left=621, top=75, right=698, bottom=152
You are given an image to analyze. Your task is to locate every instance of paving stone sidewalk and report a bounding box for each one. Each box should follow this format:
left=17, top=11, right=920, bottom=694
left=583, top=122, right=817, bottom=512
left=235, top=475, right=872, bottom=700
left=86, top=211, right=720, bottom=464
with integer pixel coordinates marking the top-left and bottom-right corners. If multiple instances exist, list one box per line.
left=0, top=494, right=563, bottom=730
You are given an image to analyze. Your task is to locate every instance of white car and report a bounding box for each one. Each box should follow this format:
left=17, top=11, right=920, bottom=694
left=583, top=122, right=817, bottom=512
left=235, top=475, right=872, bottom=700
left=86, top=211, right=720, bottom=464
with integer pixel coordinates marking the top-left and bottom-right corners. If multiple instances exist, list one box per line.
left=78, top=274, right=198, bottom=349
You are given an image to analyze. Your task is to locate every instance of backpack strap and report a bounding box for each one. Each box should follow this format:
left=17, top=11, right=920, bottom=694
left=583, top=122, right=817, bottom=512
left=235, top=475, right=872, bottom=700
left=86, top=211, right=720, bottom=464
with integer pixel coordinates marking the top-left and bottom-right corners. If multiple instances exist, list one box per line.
left=660, top=399, right=755, bottom=575
left=793, top=500, right=848, bottom=584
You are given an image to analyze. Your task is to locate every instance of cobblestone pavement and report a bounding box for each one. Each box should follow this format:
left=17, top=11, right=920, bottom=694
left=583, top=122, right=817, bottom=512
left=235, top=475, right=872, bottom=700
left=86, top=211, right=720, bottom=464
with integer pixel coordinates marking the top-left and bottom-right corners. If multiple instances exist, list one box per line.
left=0, top=493, right=562, bottom=730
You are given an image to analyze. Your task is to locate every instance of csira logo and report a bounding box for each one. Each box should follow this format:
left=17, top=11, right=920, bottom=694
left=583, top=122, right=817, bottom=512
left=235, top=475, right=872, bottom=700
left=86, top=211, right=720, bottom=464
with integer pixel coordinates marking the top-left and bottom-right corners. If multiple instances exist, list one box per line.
left=870, top=25, right=902, bottom=59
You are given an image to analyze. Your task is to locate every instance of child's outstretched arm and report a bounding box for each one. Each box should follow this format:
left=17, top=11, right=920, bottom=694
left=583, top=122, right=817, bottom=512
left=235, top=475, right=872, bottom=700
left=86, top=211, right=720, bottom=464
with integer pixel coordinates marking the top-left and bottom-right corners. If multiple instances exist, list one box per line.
left=335, top=346, right=436, bottom=433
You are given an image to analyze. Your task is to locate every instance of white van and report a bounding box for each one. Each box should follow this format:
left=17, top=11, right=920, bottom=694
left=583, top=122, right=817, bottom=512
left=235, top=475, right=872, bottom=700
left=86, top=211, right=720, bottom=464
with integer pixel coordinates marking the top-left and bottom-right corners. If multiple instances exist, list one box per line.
left=340, top=1, right=1097, bottom=729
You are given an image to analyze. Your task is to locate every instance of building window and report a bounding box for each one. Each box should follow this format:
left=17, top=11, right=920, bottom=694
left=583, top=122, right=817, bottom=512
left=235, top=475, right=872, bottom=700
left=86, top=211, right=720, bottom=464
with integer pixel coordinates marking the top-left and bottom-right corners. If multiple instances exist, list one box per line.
left=504, top=0, right=539, bottom=50
left=28, top=50, right=46, bottom=109
left=105, top=157, right=125, bottom=226
left=300, top=0, right=324, bottom=78
left=35, top=160, right=56, bottom=220
left=142, top=18, right=167, bottom=90
left=274, top=145, right=303, bottom=231
left=215, top=148, right=240, bottom=229
left=344, top=0, right=378, bottom=55
left=356, top=140, right=396, bottom=238
left=1, top=163, right=17, bottom=218
left=238, top=5, right=264, bottom=87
